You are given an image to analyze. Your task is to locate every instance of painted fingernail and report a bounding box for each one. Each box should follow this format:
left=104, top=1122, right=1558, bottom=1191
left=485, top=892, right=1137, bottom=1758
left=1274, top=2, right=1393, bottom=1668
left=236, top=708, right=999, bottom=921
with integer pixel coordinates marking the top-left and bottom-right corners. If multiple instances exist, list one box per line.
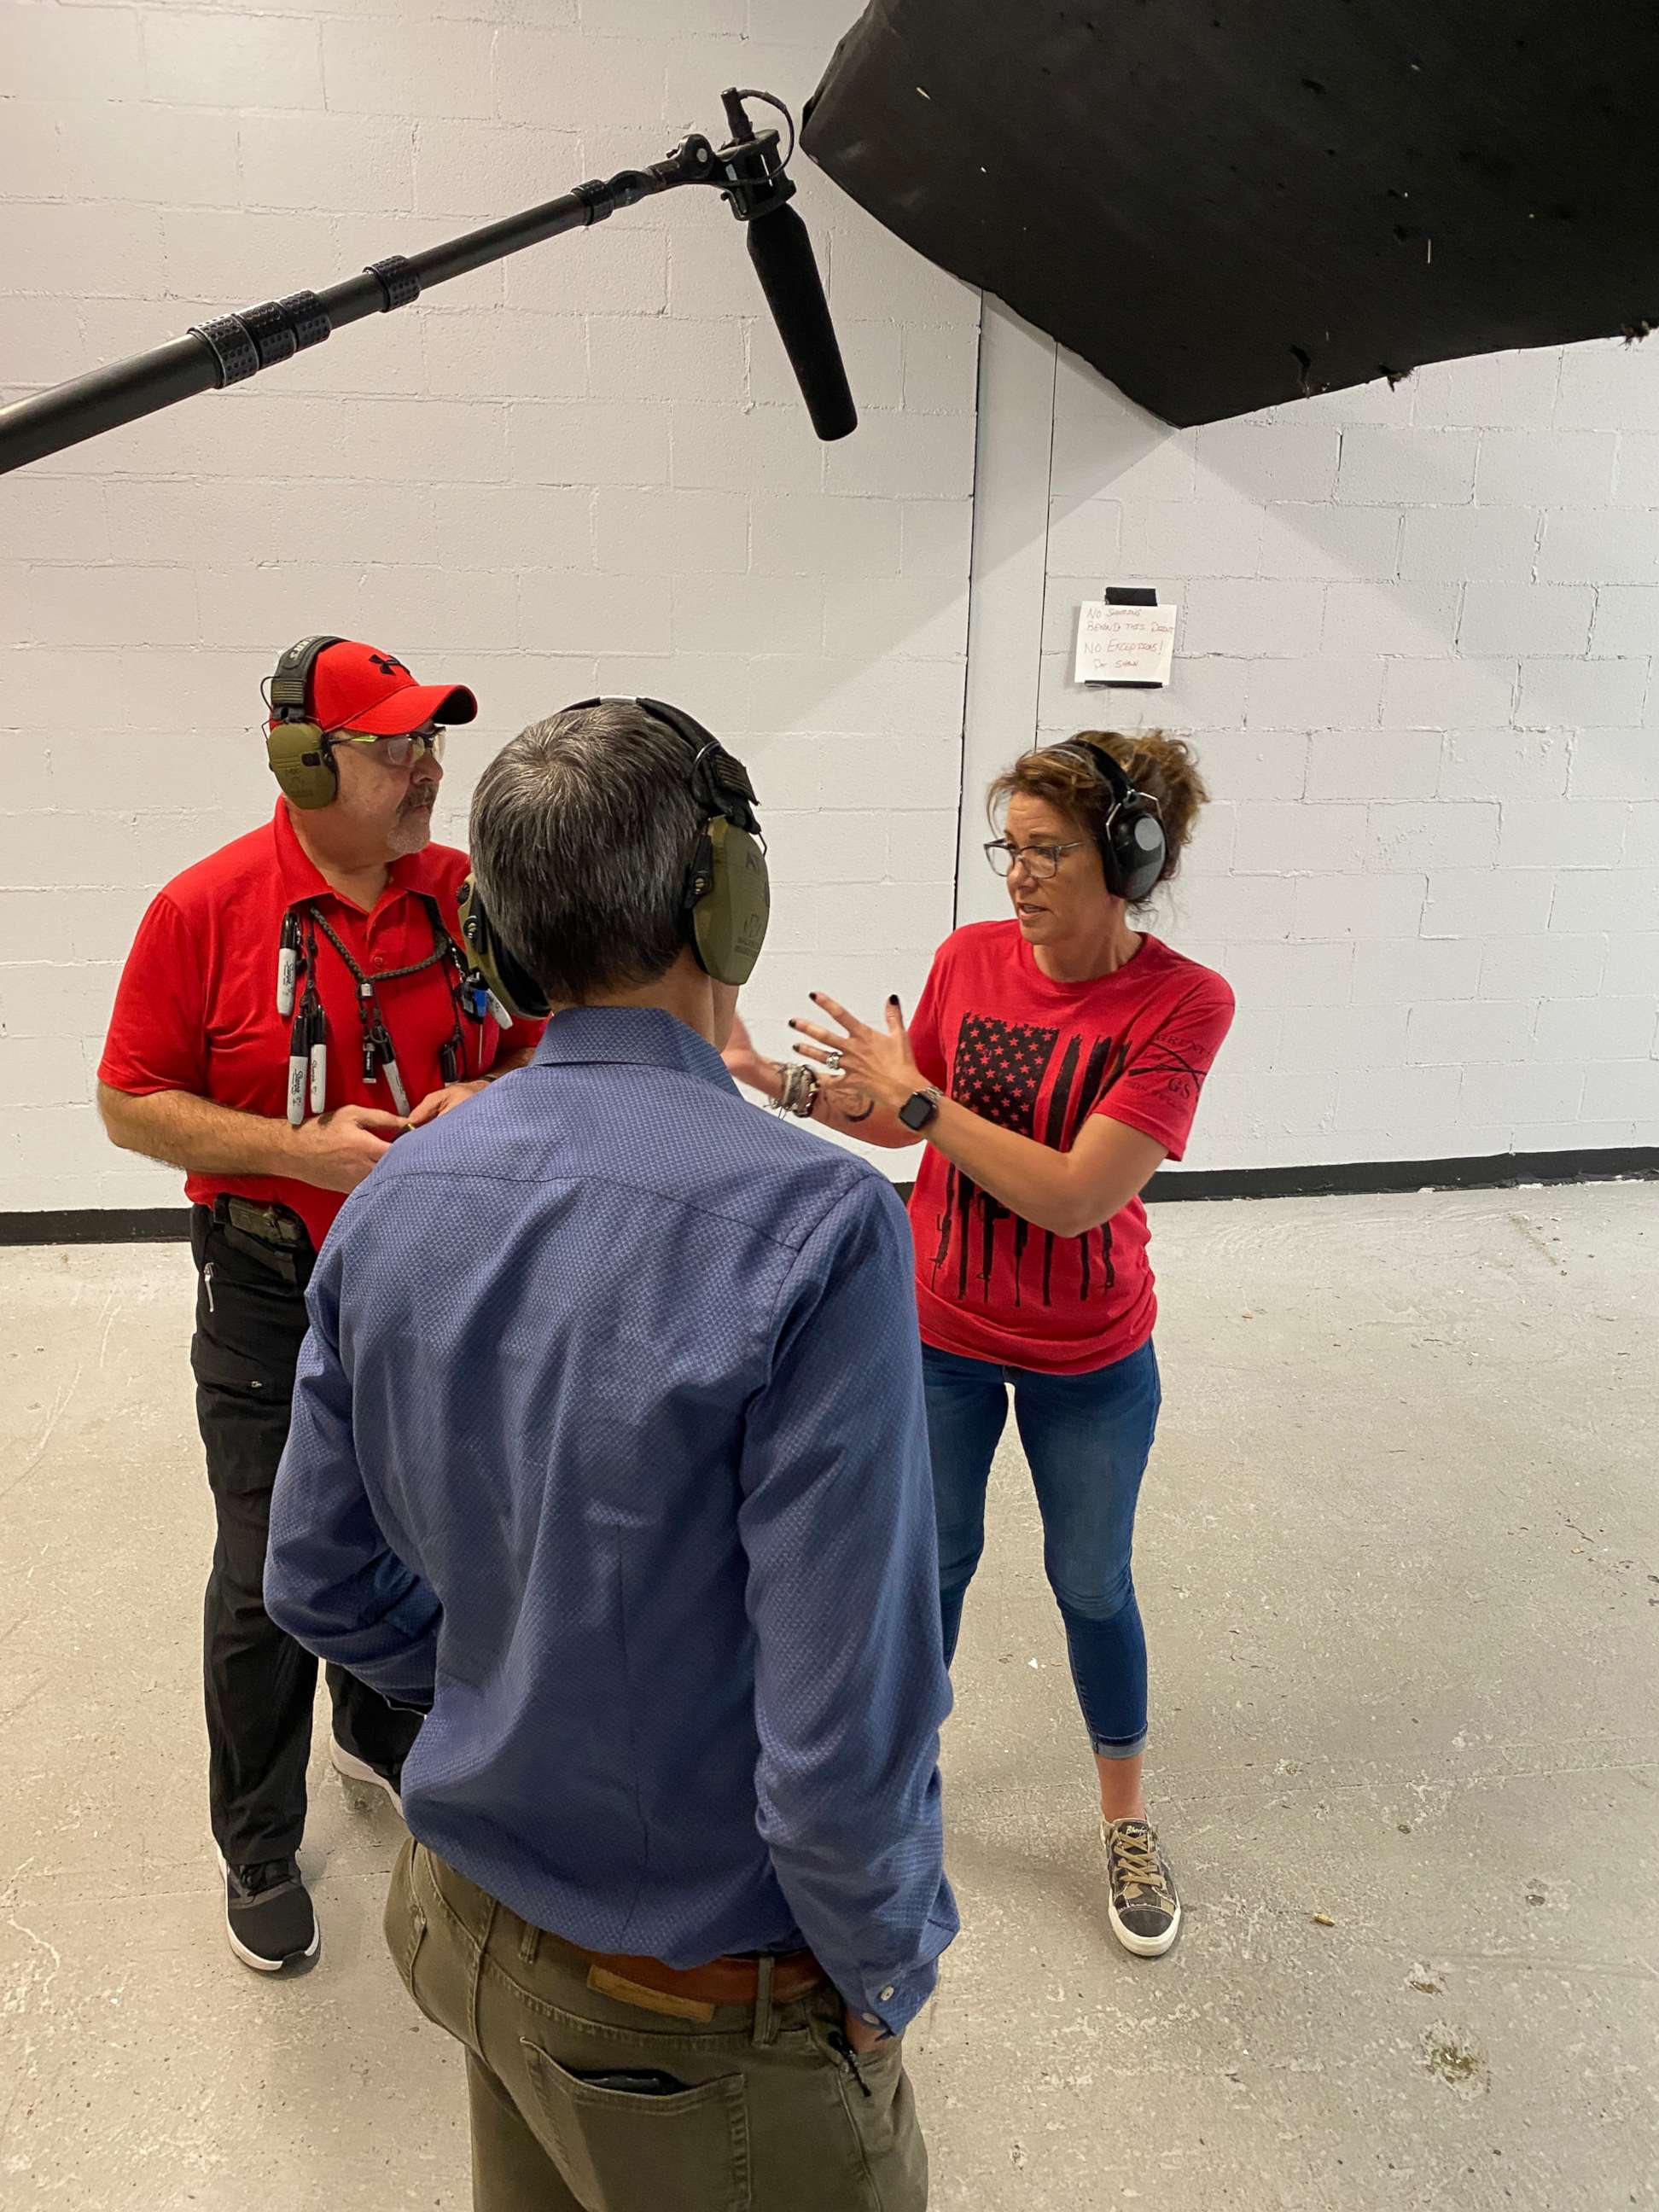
left=888, top=995, right=899, bottom=1006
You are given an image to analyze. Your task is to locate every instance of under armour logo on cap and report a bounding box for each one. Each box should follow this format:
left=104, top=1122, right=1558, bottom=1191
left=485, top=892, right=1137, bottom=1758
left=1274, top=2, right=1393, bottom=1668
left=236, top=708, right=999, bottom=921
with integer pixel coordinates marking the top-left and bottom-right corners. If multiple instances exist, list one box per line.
left=306, top=640, right=480, bottom=737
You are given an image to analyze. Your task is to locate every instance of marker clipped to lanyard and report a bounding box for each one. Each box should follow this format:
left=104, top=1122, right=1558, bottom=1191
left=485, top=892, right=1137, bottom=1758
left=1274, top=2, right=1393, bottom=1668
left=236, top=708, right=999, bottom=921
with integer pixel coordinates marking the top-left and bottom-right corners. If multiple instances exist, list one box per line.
left=381, top=1053, right=411, bottom=1118
left=307, top=998, right=328, bottom=1115
left=375, top=1027, right=410, bottom=1118
left=276, top=911, right=300, bottom=1019
left=286, top=1004, right=309, bottom=1126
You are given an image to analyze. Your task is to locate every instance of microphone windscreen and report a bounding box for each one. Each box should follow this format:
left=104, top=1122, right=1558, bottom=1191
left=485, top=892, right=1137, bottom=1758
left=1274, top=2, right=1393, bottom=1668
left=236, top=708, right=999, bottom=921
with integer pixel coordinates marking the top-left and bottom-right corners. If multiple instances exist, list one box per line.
left=745, top=205, right=858, bottom=442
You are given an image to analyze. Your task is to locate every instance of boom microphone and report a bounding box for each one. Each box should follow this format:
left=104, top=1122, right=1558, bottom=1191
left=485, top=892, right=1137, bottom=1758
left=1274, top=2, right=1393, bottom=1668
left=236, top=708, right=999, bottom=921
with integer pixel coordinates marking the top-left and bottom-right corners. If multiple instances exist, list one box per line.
left=0, top=87, right=857, bottom=476
left=744, top=204, right=858, bottom=442
left=714, top=87, right=857, bottom=444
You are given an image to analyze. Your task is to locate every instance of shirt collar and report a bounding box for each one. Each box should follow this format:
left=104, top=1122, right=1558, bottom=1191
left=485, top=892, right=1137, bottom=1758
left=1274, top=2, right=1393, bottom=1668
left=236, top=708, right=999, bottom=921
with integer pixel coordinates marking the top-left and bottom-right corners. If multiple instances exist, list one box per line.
left=531, top=1005, right=739, bottom=1093
left=271, top=799, right=446, bottom=913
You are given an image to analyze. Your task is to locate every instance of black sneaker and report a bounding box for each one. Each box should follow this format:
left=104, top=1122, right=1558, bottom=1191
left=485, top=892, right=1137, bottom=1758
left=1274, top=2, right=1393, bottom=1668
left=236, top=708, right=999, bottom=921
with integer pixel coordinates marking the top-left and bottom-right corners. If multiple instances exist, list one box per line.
left=1102, top=1817, right=1182, bottom=1957
left=219, top=1854, right=319, bottom=1973
left=330, top=1738, right=405, bottom=1816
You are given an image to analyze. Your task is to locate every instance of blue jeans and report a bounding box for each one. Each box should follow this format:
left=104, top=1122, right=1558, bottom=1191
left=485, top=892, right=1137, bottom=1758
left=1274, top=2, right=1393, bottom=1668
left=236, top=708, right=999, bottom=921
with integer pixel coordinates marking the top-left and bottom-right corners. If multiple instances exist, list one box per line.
left=922, top=1339, right=1161, bottom=1758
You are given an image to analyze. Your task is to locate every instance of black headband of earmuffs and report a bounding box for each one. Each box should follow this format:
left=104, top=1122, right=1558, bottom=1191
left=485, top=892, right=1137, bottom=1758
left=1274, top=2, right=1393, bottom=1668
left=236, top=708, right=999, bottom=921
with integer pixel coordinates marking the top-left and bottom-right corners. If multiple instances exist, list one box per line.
left=458, top=697, right=771, bottom=1022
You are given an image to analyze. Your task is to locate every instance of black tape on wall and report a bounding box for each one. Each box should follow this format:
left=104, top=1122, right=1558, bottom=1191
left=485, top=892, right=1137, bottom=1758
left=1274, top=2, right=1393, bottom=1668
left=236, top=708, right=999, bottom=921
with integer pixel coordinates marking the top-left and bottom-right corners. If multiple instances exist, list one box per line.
left=802, top=0, right=1659, bottom=425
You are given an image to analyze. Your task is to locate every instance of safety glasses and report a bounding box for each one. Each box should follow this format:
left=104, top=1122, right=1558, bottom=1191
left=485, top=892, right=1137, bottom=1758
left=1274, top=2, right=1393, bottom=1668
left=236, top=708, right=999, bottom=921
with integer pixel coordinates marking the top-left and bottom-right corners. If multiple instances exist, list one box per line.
left=328, top=727, right=445, bottom=770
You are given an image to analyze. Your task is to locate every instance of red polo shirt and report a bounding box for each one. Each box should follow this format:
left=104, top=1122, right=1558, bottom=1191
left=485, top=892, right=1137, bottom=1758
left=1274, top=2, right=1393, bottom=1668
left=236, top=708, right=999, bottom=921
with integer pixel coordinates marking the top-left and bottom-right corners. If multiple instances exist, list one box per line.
left=99, top=801, right=544, bottom=1251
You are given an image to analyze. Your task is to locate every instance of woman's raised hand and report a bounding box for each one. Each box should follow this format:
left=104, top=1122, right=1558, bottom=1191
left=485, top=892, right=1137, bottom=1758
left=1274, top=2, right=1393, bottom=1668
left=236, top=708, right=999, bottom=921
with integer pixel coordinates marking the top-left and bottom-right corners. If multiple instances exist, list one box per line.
left=789, top=992, right=924, bottom=1115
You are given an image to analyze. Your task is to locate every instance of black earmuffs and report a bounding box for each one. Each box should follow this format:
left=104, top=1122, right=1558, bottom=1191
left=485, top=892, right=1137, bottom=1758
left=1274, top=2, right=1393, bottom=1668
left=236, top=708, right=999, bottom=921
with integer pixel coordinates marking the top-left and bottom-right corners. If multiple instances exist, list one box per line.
left=1050, top=739, right=1167, bottom=903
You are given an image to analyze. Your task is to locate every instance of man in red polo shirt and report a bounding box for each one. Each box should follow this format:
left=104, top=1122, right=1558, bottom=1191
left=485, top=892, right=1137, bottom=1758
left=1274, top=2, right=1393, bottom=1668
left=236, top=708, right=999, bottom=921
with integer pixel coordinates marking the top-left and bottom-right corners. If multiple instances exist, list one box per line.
left=97, top=638, right=544, bottom=1975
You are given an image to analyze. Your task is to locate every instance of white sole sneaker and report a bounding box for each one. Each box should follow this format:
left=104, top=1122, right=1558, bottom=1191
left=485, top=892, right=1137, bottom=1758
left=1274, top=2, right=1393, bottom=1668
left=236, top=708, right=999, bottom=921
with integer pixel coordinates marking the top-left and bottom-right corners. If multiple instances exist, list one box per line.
left=1107, top=1892, right=1183, bottom=1958
left=329, top=1738, right=405, bottom=1816
left=216, top=1851, right=320, bottom=1973
left=1102, top=1818, right=1183, bottom=1958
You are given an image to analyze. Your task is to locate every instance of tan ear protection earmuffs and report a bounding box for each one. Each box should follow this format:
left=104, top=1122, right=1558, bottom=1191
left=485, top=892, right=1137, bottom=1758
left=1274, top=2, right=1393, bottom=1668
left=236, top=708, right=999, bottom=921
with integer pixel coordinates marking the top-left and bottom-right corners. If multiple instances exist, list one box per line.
left=457, top=697, right=771, bottom=1023
left=265, top=634, right=346, bottom=811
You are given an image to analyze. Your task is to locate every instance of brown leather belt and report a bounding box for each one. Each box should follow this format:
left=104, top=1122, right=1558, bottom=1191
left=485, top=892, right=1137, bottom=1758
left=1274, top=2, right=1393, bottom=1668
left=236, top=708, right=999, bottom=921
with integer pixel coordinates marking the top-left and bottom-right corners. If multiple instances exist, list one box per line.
left=419, top=1843, right=828, bottom=2020
left=555, top=1934, right=827, bottom=2009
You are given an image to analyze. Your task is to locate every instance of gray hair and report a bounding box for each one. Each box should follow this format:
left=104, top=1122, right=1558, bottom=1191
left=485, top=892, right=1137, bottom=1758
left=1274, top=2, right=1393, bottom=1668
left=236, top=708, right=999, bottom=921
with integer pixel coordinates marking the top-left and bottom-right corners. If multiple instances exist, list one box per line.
left=469, top=701, right=707, bottom=1003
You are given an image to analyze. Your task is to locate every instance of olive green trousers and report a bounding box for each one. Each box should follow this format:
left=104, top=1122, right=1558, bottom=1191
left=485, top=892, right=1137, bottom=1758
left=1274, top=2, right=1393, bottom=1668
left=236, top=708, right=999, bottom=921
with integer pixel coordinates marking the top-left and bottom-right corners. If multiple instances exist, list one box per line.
left=385, top=1838, right=929, bottom=2212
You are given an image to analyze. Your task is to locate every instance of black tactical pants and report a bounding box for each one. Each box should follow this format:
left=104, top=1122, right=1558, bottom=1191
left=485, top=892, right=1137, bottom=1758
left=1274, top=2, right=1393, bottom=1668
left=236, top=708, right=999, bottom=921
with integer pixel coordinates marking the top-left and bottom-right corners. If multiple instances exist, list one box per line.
left=190, top=1203, right=420, bottom=1865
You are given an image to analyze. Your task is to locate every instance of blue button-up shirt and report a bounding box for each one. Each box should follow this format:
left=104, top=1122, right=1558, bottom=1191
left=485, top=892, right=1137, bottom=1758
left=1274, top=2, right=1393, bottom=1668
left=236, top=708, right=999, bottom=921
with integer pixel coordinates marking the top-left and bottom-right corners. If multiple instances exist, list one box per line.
left=266, top=1006, right=957, bottom=2033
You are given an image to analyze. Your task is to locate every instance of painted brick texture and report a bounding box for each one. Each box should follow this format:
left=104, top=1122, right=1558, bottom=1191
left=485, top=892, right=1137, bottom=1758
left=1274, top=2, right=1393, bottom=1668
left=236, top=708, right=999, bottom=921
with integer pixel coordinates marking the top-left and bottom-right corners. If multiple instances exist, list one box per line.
left=1, top=0, right=979, bottom=1208
left=1040, top=346, right=1658, bottom=1169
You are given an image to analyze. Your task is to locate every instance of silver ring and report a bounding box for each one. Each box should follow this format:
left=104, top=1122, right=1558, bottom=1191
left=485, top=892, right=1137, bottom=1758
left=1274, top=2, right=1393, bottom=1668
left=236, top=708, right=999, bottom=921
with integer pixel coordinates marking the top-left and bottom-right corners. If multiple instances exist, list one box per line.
left=825, top=1050, right=843, bottom=1073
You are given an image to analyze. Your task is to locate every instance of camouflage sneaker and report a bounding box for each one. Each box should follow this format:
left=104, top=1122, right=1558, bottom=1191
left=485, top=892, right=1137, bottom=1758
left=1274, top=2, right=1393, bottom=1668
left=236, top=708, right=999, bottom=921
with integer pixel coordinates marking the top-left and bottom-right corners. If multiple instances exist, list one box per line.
left=1102, top=1817, right=1182, bottom=1957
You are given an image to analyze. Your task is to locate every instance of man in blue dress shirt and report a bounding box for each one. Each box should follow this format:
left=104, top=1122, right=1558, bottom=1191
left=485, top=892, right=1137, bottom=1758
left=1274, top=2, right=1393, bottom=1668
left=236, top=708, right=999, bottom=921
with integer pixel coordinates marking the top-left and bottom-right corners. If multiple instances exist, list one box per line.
left=266, top=697, right=956, bottom=2210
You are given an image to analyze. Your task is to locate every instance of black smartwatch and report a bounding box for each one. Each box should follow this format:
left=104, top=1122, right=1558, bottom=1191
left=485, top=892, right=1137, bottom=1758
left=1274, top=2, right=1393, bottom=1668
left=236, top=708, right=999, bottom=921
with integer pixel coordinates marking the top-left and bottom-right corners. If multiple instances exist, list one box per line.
left=897, top=1085, right=942, bottom=1132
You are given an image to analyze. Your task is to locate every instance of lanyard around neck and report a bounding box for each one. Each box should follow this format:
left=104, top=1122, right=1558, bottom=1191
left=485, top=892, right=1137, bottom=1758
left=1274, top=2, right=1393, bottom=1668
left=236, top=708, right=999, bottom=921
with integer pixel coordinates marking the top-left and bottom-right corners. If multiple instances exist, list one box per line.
left=296, top=897, right=471, bottom=1109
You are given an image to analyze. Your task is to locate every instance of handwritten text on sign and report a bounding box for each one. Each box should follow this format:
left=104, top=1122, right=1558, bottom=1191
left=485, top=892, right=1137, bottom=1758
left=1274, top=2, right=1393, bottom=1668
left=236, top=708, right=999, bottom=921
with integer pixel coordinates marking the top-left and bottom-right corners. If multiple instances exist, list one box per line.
left=1074, top=600, right=1178, bottom=686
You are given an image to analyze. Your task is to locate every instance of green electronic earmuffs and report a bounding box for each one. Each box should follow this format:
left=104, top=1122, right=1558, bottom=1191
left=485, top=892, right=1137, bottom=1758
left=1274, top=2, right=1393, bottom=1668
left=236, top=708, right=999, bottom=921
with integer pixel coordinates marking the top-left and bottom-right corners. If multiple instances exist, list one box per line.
left=266, top=634, right=345, bottom=810
left=650, top=696, right=770, bottom=991
left=459, top=697, right=771, bottom=1023
left=457, top=874, right=545, bottom=1024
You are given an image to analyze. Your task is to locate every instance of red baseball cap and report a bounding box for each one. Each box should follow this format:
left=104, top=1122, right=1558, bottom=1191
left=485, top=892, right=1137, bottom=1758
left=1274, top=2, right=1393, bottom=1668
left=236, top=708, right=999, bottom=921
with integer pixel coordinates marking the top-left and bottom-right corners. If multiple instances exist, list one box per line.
left=299, top=640, right=479, bottom=738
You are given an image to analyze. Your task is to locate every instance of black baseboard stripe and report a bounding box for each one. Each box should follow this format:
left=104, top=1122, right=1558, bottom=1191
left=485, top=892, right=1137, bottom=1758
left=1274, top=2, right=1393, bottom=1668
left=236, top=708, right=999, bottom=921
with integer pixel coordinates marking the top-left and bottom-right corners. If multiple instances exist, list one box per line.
left=1140, top=1144, right=1659, bottom=1204
left=2, top=1208, right=194, bottom=1246
left=3, top=1145, right=1654, bottom=1249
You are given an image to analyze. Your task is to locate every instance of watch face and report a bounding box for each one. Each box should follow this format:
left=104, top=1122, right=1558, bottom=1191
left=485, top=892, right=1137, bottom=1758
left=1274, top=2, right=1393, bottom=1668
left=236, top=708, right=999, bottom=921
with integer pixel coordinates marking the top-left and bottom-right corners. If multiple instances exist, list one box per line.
left=899, top=1089, right=938, bottom=1132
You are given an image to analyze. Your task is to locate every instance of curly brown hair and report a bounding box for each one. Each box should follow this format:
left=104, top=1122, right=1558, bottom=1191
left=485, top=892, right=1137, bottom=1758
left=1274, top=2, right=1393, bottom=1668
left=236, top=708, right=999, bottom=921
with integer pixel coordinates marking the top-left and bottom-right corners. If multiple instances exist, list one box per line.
left=987, top=730, right=1209, bottom=903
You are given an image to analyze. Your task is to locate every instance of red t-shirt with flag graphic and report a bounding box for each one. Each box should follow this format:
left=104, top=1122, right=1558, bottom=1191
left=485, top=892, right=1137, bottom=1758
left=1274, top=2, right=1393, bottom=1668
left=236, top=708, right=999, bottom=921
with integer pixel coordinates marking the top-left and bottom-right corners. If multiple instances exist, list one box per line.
left=905, top=921, right=1234, bottom=1375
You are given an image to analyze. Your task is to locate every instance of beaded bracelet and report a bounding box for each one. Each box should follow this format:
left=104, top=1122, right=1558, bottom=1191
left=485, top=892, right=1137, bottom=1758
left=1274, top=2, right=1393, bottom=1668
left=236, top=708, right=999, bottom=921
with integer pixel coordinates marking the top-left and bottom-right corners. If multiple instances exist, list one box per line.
left=767, top=1059, right=820, bottom=1119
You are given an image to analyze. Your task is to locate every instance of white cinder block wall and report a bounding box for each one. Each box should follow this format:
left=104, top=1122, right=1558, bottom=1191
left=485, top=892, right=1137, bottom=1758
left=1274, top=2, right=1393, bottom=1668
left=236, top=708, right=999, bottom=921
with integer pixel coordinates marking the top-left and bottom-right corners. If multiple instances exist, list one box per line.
left=0, top=0, right=979, bottom=1213
left=1030, top=346, right=1659, bottom=1169
left=3, top=0, right=1656, bottom=1208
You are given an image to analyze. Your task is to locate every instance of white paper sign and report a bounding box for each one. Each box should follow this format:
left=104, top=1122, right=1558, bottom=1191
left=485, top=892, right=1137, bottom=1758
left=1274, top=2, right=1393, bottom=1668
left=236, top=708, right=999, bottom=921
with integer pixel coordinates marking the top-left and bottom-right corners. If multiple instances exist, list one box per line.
left=1074, top=599, right=1178, bottom=686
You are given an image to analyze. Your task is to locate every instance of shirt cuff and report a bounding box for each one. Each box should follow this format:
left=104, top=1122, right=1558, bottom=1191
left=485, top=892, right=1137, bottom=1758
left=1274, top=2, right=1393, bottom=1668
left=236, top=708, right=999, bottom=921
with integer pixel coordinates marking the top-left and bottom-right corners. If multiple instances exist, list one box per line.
left=301, top=1584, right=440, bottom=1708
left=847, top=1957, right=938, bottom=2040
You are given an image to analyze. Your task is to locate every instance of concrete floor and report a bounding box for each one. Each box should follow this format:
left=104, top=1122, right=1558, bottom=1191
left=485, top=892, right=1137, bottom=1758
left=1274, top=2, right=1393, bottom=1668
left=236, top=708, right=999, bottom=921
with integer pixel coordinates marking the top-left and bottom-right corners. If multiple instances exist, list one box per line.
left=2, top=1184, right=1656, bottom=2212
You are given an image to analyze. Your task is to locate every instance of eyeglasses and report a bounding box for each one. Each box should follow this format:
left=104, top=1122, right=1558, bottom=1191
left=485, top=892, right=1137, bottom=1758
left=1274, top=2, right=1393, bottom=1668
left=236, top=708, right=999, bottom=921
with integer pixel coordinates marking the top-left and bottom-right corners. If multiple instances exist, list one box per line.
left=327, top=727, right=445, bottom=770
left=984, top=837, right=1085, bottom=882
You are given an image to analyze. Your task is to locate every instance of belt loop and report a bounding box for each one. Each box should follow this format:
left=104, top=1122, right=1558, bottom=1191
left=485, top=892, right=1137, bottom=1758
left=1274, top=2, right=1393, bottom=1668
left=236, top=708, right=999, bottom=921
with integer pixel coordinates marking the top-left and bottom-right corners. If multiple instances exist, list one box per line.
left=519, top=1916, right=540, bottom=1968
left=752, top=1952, right=776, bottom=2049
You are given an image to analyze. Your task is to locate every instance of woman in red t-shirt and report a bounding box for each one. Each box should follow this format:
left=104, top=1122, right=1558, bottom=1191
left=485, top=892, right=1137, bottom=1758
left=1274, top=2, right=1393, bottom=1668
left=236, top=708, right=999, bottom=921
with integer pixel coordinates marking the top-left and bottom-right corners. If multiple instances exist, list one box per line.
left=725, top=732, right=1232, bottom=1958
